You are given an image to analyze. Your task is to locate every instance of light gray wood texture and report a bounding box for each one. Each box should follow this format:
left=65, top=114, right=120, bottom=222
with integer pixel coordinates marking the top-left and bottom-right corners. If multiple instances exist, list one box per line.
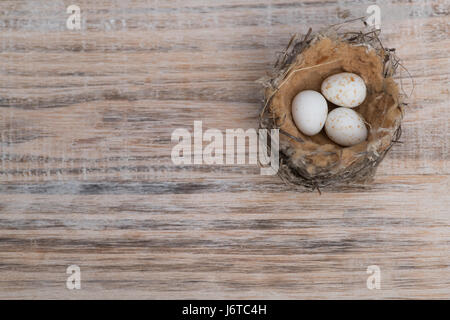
left=0, top=0, right=449, bottom=299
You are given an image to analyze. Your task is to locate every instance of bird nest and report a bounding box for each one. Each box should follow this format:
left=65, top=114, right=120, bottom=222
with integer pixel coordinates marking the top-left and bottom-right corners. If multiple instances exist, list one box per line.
left=259, top=21, right=408, bottom=191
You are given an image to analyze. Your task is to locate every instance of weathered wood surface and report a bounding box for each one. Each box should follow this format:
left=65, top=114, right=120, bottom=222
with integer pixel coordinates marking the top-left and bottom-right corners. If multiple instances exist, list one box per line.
left=0, top=0, right=449, bottom=299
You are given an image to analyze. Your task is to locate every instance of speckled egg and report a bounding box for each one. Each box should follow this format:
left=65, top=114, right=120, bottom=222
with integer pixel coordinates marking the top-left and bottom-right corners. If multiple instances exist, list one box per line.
left=321, top=72, right=367, bottom=108
left=325, top=107, right=368, bottom=147
left=291, top=90, right=328, bottom=136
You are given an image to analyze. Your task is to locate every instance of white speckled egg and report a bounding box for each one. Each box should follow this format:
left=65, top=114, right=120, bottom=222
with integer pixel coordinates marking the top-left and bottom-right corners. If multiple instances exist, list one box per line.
left=321, top=72, right=367, bottom=108
left=291, top=90, right=328, bottom=136
left=325, top=107, right=368, bottom=147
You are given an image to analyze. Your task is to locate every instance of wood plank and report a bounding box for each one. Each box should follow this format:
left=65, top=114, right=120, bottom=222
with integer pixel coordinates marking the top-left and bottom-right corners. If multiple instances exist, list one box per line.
left=0, top=0, right=449, bottom=299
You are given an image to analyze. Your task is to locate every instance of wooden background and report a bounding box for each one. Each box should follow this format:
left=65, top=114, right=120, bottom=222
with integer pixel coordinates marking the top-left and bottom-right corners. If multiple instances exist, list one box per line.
left=0, top=0, right=449, bottom=299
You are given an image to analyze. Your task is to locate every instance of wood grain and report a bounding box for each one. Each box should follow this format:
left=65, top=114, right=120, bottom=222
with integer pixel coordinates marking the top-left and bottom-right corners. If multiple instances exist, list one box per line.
left=0, top=0, right=449, bottom=299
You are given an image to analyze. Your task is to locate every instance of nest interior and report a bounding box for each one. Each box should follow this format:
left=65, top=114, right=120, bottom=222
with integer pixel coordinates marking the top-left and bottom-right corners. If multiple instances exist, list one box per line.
left=262, top=30, right=404, bottom=189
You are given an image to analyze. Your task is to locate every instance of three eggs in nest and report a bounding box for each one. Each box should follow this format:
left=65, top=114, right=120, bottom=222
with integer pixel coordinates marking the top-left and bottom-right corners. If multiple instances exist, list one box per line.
left=291, top=72, right=368, bottom=147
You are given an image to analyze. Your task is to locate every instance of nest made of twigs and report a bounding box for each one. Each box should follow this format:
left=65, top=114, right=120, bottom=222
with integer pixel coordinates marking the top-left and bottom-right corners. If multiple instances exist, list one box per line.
left=259, top=20, right=408, bottom=191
